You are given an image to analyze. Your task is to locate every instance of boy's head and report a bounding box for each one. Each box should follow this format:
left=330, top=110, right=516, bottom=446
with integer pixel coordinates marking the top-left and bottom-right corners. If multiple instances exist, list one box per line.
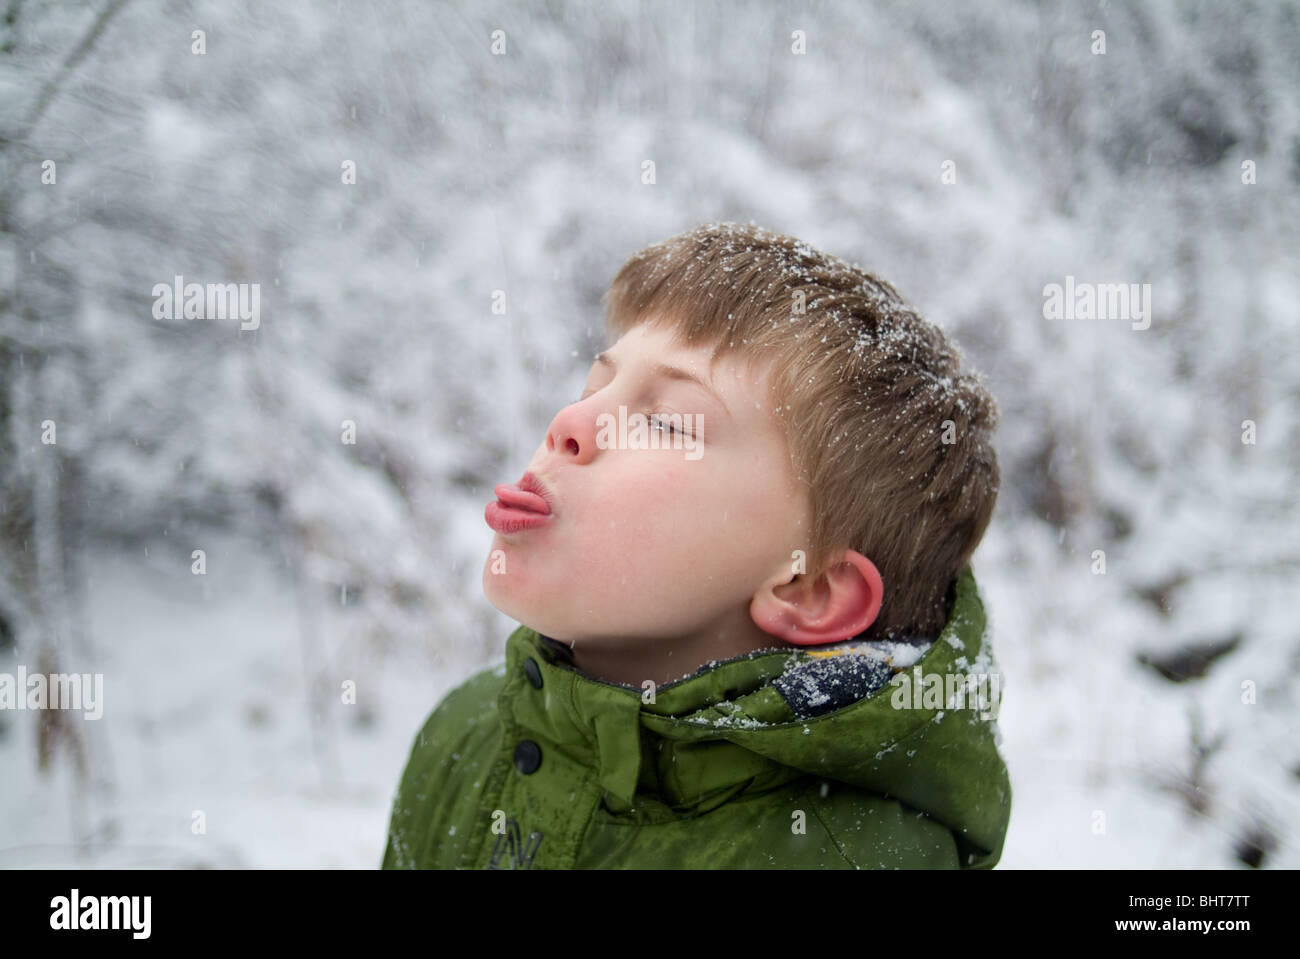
left=483, top=222, right=999, bottom=687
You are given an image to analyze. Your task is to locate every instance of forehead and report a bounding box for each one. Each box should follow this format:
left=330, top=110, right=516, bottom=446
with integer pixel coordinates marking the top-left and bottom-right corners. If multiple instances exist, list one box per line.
left=603, top=324, right=785, bottom=436
left=607, top=322, right=782, bottom=415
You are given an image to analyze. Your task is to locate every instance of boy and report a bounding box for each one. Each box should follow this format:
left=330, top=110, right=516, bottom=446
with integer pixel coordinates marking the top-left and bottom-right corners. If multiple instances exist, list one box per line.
left=381, top=222, right=1009, bottom=869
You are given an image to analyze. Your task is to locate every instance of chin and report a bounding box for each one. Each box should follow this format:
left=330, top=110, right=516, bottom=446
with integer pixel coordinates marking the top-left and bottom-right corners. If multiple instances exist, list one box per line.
left=482, top=565, right=542, bottom=625
left=481, top=565, right=511, bottom=612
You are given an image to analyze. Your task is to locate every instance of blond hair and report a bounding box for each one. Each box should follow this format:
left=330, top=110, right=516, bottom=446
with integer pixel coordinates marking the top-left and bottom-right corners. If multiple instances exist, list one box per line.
left=601, top=222, right=1000, bottom=640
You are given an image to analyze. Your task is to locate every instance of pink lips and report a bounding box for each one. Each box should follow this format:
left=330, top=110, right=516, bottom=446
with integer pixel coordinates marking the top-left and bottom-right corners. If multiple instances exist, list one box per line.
left=485, top=471, right=554, bottom=534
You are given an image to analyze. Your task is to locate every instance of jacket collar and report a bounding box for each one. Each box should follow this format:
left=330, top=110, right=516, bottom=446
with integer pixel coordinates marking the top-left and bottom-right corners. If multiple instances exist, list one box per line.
left=502, top=621, right=804, bottom=815
left=496, top=565, right=1008, bottom=863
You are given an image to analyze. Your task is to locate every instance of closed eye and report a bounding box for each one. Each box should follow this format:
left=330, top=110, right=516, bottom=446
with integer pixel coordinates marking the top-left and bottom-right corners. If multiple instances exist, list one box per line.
left=578, top=391, right=695, bottom=438
left=650, top=412, right=693, bottom=437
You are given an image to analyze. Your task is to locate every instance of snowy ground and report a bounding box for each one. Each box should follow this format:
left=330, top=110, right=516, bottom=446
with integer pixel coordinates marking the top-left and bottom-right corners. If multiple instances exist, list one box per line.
left=981, top=518, right=1300, bottom=869
left=0, top=529, right=484, bottom=869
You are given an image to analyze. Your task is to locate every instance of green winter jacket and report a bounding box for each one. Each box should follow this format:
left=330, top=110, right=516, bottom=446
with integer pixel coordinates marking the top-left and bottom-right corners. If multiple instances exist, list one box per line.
left=381, top=565, right=1010, bottom=869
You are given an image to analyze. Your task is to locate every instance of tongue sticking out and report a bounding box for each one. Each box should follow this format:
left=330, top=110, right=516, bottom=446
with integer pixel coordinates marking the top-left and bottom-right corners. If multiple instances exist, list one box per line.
left=494, top=483, right=550, bottom=515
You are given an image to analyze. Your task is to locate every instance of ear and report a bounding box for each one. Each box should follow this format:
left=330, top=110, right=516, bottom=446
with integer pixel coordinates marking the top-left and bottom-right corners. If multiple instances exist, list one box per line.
left=749, top=550, right=883, bottom=646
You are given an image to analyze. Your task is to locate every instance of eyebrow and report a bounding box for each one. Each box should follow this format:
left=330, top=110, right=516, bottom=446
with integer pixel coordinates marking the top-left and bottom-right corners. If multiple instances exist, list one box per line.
left=593, top=350, right=733, bottom=422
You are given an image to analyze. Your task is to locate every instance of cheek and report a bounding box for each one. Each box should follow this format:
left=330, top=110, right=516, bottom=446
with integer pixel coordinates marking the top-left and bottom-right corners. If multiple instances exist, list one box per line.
left=564, top=459, right=716, bottom=566
left=579, top=463, right=692, bottom=549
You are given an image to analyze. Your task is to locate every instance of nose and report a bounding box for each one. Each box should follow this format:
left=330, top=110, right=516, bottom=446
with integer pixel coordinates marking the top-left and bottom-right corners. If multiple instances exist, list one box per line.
left=545, top=396, right=601, bottom=465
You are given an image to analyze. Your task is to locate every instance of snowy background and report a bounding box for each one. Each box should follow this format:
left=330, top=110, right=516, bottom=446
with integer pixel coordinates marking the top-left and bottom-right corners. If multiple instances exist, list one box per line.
left=1, top=0, right=1297, bottom=868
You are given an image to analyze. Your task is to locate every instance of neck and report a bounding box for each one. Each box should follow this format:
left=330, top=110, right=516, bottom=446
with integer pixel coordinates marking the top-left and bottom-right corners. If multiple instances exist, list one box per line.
left=559, top=609, right=787, bottom=689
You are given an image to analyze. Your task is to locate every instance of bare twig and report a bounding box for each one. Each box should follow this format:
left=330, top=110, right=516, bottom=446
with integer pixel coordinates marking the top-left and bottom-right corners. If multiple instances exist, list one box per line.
left=2, top=0, right=130, bottom=150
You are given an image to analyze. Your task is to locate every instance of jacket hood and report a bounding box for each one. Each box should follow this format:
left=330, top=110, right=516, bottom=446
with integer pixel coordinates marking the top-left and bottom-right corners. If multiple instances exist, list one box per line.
left=505, top=564, right=1010, bottom=867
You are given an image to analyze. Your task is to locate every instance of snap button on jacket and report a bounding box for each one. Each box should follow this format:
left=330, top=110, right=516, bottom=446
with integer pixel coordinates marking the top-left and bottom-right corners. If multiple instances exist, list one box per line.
left=381, top=566, right=1011, bottom=869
